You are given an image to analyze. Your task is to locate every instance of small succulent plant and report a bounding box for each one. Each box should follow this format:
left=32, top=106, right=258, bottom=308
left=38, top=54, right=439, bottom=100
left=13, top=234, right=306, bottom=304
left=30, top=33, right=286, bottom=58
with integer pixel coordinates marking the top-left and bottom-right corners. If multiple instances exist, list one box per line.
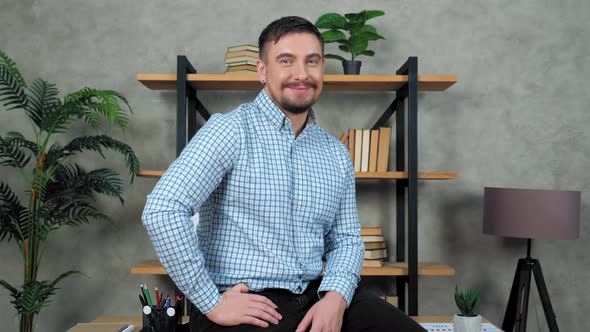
left=454, top=286, right=480, bottom=317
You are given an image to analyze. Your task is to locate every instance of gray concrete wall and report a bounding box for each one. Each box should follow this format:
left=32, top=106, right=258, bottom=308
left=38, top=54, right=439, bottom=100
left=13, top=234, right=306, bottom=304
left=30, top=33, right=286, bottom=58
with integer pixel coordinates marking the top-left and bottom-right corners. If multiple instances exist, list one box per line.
left=1, top=0, right=588, bottom=331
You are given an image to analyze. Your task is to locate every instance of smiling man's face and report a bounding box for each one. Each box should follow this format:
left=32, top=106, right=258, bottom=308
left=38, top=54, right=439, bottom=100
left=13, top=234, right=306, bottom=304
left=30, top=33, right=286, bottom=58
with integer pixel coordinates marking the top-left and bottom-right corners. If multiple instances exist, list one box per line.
left=257, top=32, right=325, bottom=115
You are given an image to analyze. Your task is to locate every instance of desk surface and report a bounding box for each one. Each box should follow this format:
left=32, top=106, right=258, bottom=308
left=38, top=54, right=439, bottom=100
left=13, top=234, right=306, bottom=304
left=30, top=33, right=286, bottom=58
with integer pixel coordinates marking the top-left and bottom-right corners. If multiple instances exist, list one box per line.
left=67, top=315, right=500, bottom=331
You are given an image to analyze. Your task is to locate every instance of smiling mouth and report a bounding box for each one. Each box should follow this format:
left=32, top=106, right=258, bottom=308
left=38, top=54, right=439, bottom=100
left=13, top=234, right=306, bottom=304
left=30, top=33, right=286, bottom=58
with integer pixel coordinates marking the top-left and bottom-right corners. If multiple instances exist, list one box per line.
left=285, top=82, right=317, bottom=95
left=289, top=86, right=311, bottom=94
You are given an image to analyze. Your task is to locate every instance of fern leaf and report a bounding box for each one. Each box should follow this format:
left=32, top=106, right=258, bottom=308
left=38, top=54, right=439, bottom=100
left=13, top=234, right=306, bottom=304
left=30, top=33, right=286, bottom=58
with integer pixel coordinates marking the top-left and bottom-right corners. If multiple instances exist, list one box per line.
left=0, top=50, right=26, bottom=88
left=0, top=135, right=32, bottom=169
left=26, top=79, right=60, bottom=128
left=61, top=135, right=140, bottom=180
left=51, top=270, right=81, bottom=287
left=0, top=67, right=28, bottom=111
left=64, top=88, right=130, bottom=129
left=0, top=279, right=19, bottom=295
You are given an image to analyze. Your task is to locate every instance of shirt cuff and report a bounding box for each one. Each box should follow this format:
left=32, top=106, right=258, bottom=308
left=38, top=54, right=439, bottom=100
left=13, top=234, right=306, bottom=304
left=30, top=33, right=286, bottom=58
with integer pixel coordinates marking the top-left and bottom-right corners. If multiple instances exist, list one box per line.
left=317, top=276, right=358, bottom=307
left=188, top=271, right=222, bottom=314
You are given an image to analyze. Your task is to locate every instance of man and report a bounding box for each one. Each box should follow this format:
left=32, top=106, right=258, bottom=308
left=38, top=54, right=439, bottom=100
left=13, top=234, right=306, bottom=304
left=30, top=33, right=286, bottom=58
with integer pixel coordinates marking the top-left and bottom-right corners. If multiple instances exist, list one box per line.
left=142, top=16, right=426, bottom=332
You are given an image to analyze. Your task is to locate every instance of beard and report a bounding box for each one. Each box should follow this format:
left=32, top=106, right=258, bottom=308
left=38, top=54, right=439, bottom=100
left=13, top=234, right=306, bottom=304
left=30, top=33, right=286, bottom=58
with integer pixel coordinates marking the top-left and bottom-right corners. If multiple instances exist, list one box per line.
left=279, top=80, right=318, bottom=114
left=279, top=98, right=315, bottom=114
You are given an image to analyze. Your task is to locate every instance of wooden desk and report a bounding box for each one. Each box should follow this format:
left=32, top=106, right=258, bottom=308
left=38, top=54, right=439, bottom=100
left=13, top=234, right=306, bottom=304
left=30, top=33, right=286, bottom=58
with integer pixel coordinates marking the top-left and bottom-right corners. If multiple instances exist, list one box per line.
left=67, top=315, right=501, bottom=331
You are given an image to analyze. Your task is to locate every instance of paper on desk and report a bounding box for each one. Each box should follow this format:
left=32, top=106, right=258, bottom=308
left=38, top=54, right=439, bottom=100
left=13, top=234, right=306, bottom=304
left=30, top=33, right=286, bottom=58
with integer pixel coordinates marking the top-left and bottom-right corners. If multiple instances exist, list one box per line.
left=419, top=323, right=501, bottom=332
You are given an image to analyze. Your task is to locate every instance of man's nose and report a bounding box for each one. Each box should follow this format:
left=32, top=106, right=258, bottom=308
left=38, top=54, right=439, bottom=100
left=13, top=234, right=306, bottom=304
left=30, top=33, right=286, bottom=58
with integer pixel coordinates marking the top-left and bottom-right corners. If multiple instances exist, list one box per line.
left=292, top=61, right=309, bottom=81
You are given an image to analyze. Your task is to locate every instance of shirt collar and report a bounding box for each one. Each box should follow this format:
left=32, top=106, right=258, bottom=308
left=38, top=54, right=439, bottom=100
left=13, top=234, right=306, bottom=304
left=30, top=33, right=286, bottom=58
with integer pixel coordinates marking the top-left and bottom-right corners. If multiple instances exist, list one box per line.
left=254, top=90, right=316, bottom=131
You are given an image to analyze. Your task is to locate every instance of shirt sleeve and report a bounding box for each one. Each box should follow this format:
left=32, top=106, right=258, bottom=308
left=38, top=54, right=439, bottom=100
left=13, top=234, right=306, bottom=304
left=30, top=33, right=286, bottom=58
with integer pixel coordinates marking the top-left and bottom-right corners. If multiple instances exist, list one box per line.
left=318, top=143, right=364, bottom=306
left=141, top=113, right=240, bottom=313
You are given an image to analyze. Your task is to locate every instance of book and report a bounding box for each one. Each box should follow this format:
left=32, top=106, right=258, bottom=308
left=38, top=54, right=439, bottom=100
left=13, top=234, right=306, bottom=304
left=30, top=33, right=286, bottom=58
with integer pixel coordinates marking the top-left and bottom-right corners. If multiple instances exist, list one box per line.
left=364, top=248, right=387, bottom=259
left=377, top=127, right=391, bottom=172
left=364, top=241, right=386, bottom=250
left=225, top=70, right=257, bottom=74
left=362, top=259, right=383, bottom=267
left=348, top=129, right=355, bottom=168
left=361, top=129, right=370, bottom=172
left=226, top=60, right=257, bottom=66
left=225, top=56, right=259, bottom=64
left=361, top=227, right=382, bottom=236
left=368, top=129, right=379, bottom=172
left=354, top=129, right=363, bottom=172
left=227, top=44, right=259, bottom=53
left=362, top=235, right=385, bottom=242
left=419, top=323, right=500, bottom=332
left=226, top=64, right=257, bottom=72
left=225, top=50, right=259, bottom=59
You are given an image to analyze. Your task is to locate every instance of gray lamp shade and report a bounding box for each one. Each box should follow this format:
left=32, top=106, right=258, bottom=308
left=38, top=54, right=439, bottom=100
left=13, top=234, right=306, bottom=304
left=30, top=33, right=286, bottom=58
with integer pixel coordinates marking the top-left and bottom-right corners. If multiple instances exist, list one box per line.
left=483, top=187, right=580, bottom=240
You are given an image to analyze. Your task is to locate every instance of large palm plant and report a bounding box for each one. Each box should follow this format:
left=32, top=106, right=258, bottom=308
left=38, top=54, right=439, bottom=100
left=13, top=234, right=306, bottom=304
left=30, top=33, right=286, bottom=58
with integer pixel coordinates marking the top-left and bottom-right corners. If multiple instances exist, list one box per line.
left=0, top=50, right=140, bottom=332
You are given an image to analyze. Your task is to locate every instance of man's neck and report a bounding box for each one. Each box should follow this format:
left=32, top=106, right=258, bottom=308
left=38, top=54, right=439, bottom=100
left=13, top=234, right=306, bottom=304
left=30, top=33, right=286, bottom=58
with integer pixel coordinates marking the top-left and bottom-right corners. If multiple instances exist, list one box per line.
left=284, top=110, right=308, bottom=138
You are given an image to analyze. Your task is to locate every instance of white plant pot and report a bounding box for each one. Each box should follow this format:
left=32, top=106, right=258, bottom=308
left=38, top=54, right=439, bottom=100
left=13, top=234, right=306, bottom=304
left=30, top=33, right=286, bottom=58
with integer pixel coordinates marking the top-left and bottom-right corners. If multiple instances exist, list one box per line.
left=453, top=314, right=482, bottom=332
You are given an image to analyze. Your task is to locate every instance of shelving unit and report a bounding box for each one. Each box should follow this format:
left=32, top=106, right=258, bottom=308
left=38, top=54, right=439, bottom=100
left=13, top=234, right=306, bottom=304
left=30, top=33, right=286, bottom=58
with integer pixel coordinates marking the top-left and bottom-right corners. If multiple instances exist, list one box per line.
left=135, top=55, right=458, bottom=316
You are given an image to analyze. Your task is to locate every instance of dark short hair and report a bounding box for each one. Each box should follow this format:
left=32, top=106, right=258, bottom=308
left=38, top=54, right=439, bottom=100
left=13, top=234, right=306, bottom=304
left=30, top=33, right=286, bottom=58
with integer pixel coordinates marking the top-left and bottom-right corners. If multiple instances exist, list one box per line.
left=258, top=16, right=324, bottom=60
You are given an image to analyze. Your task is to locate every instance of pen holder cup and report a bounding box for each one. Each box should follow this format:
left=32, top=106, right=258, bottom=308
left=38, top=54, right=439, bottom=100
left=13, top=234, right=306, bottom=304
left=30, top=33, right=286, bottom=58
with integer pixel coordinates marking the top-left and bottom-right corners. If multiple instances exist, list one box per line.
left=142, top=307, right=178, bottom=332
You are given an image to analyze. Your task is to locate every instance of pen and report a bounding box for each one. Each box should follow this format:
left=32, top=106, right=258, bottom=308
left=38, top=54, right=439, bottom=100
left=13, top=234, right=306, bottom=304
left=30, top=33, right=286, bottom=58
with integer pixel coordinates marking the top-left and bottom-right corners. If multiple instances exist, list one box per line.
left=155, top=287, right=160, bottom=305
left=139, top=283, right=148, bottom=305
left=120, top=324, right=135, bottom=332
left=117, top=323, right=135, bottom=332
left=138, top=294, right=146, bottom=307
left=143, top=305, right=156, bottom=328
left=166, top=307, right=176, bottom=317
left=143, top=283, right=154, bottom=307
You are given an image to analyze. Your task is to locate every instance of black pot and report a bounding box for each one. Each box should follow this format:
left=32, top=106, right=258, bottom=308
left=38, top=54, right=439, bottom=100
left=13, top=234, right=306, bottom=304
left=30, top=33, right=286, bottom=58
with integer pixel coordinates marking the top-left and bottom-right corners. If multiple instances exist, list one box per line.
left=342, top=60, right=362, bottom=75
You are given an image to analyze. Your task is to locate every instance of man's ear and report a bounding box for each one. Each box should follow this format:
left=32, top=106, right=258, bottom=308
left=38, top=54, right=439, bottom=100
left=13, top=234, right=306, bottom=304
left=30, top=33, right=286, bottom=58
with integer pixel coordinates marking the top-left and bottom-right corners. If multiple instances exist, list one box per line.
left=256, top=59, right=266, bottom=84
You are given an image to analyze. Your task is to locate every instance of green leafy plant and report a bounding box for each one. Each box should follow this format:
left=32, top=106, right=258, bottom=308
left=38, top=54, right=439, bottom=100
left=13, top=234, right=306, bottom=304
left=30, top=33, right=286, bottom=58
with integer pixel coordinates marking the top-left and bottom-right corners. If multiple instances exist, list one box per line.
left=454, top=286, right=480, bottom=317
left=0, top=50, right=140, bottom=332
left=315, top=10, right=386, bottom=62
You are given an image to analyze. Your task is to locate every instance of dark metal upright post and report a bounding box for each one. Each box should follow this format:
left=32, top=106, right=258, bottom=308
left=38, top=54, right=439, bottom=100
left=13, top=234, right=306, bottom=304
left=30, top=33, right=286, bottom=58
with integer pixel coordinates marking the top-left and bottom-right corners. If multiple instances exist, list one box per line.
left=405, top=57, right=419, bottom=316
left=176, top=55, right=197, bottom=156
left=395, top=85, right=406, bottom=312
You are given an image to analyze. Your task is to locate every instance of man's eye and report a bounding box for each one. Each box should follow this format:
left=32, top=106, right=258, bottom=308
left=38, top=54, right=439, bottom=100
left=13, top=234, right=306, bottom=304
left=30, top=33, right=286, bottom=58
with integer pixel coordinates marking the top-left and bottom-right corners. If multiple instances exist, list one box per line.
left=279, top=58, right=292, bottom=64
left=308, top=59, right=319, bottom=64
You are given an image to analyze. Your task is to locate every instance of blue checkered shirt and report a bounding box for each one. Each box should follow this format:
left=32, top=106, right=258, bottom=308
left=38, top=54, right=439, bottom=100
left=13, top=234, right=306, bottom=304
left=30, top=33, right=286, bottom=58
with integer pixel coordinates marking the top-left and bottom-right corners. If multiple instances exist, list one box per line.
left=142, top=90, right=364, bottom=313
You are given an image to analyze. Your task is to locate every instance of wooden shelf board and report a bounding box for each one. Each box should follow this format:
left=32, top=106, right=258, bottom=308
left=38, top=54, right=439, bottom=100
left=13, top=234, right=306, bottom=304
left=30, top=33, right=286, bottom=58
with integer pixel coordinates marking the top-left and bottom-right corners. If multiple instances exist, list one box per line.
left=130, top=259, right=168, bottom=275
left=362, top=262, right=456, bottom=276
left=136, top=73, right=458, bottom=92
left=355, top=171, right=459, bottom=180
left=136, top=170, right=165, bottom=178
left=137, top=170, right=458, bottom=180
left=131, top=259, right=455, bottom=277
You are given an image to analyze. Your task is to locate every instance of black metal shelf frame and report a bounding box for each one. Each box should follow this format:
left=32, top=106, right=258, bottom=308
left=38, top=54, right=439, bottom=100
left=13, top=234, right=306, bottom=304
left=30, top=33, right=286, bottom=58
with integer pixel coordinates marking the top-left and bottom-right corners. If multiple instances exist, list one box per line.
left=173, top=55, right=422, bottom=316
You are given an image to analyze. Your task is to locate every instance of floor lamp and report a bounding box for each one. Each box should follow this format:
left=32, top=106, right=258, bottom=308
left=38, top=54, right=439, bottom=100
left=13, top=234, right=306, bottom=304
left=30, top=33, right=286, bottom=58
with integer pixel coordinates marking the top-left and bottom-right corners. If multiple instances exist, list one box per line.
left=483, top=187, right=580, bottom=332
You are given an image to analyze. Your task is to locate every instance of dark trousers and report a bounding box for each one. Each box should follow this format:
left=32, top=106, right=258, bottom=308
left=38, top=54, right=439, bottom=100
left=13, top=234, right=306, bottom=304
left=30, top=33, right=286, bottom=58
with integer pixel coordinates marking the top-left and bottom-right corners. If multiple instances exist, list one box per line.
left=190, top=279, right=426, bottom=332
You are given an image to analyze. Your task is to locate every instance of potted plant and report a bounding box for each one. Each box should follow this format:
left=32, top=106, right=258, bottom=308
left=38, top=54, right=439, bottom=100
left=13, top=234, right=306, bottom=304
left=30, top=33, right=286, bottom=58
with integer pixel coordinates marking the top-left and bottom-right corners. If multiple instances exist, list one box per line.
left=454, top=286, right=482, bottom=332
left=315, top=10, right=385, bottom=74
left=0, top=50, right=140, bottom=332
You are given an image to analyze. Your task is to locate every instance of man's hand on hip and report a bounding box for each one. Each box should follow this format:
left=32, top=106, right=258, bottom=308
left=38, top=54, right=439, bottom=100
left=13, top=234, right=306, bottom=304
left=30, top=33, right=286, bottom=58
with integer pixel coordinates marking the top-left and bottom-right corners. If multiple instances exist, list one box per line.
left=295, top=291, right=347, bottom=332
left=205, top=283, right=283, bottom=328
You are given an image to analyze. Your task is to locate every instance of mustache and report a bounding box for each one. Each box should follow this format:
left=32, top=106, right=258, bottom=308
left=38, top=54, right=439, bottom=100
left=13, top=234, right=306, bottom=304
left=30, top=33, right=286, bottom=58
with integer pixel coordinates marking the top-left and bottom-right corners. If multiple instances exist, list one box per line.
left=282, top=81, right=318, bottom=89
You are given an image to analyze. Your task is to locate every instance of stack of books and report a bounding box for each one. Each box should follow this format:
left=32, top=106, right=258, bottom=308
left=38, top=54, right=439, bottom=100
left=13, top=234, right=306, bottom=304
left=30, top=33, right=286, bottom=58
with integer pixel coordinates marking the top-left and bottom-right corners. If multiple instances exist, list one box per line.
left=345, top=128, right=392, bottom=173
left=225, top=44, right=259, bottom=74
left=361, top=227, right=387, bottom=267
